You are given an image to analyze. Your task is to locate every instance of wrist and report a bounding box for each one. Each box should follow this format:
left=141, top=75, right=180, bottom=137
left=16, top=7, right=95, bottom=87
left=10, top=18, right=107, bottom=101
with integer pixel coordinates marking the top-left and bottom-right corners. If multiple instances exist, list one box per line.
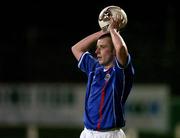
left=109, top=28, right=118, bottom=34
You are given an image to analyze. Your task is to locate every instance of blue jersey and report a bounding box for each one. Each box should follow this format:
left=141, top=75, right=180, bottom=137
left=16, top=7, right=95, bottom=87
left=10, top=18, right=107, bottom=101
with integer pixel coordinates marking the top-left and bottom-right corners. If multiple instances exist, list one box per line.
left=78, top=52, right=134, bottom=130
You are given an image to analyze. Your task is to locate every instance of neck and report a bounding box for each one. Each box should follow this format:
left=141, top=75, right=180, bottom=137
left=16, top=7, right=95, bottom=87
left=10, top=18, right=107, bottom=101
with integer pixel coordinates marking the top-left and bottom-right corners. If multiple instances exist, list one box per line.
left=104, top=63, right=113, bottom=70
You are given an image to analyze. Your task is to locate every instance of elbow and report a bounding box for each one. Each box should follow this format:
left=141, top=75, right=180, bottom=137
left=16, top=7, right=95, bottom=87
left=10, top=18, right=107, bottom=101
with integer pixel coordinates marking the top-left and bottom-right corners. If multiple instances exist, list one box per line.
left=71, top=45, right=82, bottom=61
left=71, top=46, right=74, bottom=53
left=71, top=45, right=76, bottom=54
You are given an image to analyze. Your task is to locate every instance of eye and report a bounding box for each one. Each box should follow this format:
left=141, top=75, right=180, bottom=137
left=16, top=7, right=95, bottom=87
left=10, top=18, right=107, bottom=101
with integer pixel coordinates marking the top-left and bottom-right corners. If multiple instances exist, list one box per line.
left=98, top=45, right=104, bottom=49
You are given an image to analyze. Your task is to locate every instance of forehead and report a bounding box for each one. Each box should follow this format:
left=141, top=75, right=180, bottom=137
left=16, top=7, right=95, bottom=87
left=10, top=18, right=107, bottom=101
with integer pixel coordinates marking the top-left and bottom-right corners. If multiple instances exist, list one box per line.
left=97, top=36, right=112, bottom=47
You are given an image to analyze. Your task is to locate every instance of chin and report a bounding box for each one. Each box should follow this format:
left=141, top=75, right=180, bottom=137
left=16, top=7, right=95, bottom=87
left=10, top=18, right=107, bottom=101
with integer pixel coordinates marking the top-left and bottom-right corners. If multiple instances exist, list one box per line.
left=98, top=59, right=106, bottom=65
left=98, top=61, right=103, bottom=65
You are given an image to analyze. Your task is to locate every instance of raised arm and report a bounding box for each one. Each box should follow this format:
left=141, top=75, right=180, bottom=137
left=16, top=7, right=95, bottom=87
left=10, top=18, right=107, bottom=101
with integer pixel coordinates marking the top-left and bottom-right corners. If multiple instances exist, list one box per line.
left=71, top=30, right=107, bottom=61
left=108, top=18, right=129, bottom=66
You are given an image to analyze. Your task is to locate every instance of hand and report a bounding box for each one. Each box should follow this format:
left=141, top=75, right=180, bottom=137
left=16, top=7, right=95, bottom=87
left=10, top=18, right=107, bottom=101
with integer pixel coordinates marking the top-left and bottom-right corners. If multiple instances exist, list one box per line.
left=108, top=14, right=124, bottom=32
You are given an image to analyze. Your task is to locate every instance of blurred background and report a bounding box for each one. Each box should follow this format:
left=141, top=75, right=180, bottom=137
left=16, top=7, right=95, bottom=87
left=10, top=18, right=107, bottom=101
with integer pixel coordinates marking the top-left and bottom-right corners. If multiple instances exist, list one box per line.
left=0, top=0, right=179, bottom=138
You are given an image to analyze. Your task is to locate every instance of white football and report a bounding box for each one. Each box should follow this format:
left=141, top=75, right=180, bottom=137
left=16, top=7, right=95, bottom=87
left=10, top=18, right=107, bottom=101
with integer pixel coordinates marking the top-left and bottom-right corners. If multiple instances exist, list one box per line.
left=98, top=5, right=128, bottom=31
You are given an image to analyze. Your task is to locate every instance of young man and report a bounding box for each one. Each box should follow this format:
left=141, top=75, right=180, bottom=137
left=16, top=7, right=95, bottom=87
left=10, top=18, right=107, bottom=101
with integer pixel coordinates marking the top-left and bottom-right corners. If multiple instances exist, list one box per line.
left=71, top=18, right=134, bottom=138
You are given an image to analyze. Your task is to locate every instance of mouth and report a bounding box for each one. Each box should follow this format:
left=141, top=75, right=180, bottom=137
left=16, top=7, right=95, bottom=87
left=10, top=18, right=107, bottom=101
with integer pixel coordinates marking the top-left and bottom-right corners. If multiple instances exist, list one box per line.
left=97, top=56, right=102, bottom=60
left=97, top=57, right=103, bottom=63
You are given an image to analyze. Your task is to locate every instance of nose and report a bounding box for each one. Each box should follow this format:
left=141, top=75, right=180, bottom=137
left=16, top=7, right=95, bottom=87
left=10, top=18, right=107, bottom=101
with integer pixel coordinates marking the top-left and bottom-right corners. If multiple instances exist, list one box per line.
left=95, top=48, right=100, bottom=54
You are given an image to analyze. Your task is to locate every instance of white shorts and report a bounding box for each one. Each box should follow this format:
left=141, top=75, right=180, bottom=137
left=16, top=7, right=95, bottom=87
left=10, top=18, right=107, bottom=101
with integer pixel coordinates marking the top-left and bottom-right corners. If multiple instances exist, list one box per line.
left=80, top=128, right=126, bottom=138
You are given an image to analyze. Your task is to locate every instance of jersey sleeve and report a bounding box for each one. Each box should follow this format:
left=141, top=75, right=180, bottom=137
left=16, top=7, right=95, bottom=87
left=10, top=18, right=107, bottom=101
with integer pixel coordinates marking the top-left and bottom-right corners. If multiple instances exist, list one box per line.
left=115, top=54, right=131, bottom=69
left=78, top=52, right=98, bottom=75
left=115, top=54, right=135, bottom=105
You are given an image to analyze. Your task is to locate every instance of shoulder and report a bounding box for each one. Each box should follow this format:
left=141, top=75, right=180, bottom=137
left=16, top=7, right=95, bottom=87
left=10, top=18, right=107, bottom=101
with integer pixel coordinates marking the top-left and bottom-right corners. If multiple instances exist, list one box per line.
left=114, top=54, right=132, bottom=69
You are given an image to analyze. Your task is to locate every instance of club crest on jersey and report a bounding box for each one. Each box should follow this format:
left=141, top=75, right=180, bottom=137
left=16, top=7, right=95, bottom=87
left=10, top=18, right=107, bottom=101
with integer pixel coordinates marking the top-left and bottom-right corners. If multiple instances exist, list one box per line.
left=105, top=73, right=111, bottom=81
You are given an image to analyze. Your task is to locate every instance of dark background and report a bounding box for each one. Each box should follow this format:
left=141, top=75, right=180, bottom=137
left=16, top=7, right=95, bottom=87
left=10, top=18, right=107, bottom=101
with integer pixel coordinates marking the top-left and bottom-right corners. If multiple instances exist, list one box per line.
left=0, top=1, right=179, bottom=95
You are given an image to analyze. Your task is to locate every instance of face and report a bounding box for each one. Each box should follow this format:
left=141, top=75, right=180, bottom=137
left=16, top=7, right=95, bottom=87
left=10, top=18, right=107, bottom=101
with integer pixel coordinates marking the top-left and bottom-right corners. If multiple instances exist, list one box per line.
left=95, top=36, right=115, bottom=67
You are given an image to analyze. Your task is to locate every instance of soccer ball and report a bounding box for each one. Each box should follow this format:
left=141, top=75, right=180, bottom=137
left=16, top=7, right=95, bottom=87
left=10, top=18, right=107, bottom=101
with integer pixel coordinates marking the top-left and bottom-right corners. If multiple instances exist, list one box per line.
left=98, top=5, right=128, bottom=31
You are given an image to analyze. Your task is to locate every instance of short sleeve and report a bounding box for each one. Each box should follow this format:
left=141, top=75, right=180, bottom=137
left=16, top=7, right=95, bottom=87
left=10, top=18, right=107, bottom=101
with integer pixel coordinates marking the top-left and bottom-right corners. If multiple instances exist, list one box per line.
left=115, top=54, right=131, bottom=69
left=78, top=52, right=98, bottom=75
